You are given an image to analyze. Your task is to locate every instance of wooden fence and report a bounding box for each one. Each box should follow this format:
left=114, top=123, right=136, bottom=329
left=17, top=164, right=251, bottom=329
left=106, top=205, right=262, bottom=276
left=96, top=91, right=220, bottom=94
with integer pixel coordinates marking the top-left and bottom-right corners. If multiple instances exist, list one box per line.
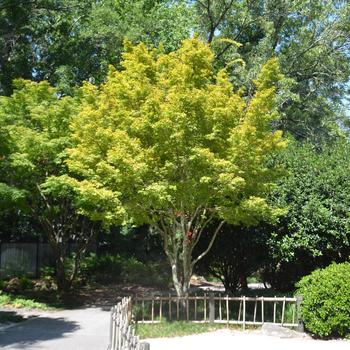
left=133, top=294, right=303, bottom=331
left=108, top=297, right=150, bottom=350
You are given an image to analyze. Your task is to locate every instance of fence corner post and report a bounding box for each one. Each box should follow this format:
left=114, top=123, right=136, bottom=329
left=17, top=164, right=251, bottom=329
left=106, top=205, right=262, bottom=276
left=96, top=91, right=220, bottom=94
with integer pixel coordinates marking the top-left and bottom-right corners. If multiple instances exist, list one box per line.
left=109, top=306, right=114, bottom=350
left=296, top=295, right=304, bottom=332
left=242, top=296, right=246, bottom=331
left=209, top=292, right=215, bottom=324
left=140, top=342, right=150, bottom=350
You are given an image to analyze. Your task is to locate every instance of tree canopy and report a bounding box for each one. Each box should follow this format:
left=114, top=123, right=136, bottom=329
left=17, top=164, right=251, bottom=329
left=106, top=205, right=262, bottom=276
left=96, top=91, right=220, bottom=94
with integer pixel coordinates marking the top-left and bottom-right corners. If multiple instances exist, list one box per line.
left=195, top=0, right=350, bottom=142
left=0, top=0, right=193, bottom=96
left=65, top=37, right=285, bottom=295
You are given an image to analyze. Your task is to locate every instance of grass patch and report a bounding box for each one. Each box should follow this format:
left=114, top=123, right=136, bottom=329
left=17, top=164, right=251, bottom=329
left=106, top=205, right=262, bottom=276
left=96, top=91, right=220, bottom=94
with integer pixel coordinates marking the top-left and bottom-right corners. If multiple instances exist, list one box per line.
left=136, top=321, right=236, bottom=339
left=0, top=292, right=53, bottom=310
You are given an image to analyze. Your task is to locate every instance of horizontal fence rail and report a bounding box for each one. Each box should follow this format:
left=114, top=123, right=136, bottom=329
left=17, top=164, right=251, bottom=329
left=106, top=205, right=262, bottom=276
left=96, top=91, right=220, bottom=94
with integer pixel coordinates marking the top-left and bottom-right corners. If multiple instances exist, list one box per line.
left=133, top=294, right=303, bottom=330
left=109, top=297, right=150, bottom=350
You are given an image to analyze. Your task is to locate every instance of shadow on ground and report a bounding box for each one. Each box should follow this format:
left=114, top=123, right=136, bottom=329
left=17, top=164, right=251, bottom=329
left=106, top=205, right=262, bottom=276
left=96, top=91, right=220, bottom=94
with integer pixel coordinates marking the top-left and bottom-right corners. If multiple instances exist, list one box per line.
left=0, top=310, right=31, bottom=325
left=0, top=316, right=80, bottom=348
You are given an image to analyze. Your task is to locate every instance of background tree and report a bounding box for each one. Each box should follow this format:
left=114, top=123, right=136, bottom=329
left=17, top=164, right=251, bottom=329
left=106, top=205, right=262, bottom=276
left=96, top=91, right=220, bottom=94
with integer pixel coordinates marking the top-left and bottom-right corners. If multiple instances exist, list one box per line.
left=195, top=223, right=268, bottom=293
left=259, top=140, right=350, bottom=290
left=0, top=80, right=102, bottom=290
left=66, top=38, right=285, bottom=296
left=0, top=0, right=193, bottom=96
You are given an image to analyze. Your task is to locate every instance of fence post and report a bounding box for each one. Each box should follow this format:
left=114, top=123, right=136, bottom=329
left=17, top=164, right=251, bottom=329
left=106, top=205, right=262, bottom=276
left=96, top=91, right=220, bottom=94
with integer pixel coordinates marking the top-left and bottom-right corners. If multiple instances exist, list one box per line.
left=242, top=296, right=246, bottom=331
left=296, top=295, right=304, bottom=332
left=139, top=342, right=150, bottom=350
left=209, top=293, right=215, bottom=324
left=109, top=306, right=114, bottom=350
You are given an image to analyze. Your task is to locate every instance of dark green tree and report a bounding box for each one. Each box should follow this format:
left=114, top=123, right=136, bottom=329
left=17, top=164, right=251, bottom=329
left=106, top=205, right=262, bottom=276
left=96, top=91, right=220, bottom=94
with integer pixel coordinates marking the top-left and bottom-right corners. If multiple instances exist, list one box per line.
left=261, top=140, right=350, bottom=290
left=195, top=223, right=268, bottom=293
left=0, top=0, right=193, bottom=96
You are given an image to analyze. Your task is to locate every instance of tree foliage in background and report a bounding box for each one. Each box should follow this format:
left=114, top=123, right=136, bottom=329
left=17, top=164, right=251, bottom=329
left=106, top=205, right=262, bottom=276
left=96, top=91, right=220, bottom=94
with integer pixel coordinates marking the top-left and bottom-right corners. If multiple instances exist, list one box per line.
left=65, top=38, right=285, bottom=296
left=0, top=80, right=101, bottom=290
left=2, top=0, right=349, bottom=144
left=261, top=140, right=350, bottom=290
left=195, top=223, right=268, bottom=293
left=195, top=140, right=350, bottom=292
left=0, top=0, right=193, bottom=96
left=195, top=0, right=350, bottom=142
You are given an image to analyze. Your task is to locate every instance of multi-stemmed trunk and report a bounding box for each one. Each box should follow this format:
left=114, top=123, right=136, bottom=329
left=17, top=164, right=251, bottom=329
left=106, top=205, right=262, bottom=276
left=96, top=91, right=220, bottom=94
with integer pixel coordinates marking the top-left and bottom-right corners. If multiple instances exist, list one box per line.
left=35, top=186, right=97, bottom=292
left=42, top=221, right=96, bottom=292
left=153, top=207, right=224, bottom=297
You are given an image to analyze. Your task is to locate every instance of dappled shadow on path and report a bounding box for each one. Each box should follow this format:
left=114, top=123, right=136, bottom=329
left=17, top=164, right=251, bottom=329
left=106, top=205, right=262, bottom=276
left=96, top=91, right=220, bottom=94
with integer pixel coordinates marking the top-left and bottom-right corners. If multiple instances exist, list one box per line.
left=0, top=316, right=80, bottom=348
left=0, top=310, right=33, bottom=325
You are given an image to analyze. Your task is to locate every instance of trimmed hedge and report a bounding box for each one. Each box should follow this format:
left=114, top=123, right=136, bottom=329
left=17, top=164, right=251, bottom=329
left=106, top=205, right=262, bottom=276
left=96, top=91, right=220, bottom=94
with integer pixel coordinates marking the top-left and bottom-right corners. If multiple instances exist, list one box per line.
left=296, top=262, right=350, bottom=338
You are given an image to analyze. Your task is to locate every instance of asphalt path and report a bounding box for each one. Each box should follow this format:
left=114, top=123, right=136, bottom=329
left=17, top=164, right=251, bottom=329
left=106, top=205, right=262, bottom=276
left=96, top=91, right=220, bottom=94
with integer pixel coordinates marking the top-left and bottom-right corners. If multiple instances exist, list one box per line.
left=0, top=307, right=110, bottom=350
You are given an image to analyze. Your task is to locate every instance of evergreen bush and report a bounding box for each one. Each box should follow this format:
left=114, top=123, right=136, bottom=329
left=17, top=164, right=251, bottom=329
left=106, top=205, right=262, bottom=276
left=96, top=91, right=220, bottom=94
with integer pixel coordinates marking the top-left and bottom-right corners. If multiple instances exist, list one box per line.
left=296, top=262, right=350, bottom=338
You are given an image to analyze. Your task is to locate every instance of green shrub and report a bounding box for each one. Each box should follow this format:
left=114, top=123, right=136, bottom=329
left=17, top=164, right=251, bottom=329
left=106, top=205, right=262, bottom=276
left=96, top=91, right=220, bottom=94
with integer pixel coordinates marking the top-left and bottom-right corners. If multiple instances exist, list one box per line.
left=5, top=277, right=22, bottom=293
left=296, top=262, right=350, bottom=338
left=78, top=253, right=123, bottom=284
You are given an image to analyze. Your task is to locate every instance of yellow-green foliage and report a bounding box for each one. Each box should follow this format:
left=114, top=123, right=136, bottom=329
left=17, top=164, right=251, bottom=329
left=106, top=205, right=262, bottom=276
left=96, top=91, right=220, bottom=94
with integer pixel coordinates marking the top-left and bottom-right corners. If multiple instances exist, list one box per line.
left=68, top=38, right=286, bottom=226
left=0, top=79, right=75, bottom=179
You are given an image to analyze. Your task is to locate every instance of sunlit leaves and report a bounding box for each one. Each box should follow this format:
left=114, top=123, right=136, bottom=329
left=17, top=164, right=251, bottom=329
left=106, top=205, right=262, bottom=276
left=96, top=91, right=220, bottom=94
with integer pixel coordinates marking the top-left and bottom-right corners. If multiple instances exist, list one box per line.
left=69, top=38, right=286, bottom=227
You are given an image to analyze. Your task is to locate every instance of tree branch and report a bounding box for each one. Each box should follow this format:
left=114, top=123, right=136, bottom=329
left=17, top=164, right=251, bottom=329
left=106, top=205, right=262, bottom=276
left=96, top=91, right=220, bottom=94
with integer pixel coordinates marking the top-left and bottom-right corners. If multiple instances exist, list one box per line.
left=191, top=220, right=225, bottom=268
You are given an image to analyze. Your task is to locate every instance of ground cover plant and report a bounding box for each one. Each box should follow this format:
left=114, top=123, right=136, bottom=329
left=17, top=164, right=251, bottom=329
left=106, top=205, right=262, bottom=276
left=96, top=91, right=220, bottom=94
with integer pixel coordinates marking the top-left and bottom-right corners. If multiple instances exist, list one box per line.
left=0, top=292, right=52, bottom=310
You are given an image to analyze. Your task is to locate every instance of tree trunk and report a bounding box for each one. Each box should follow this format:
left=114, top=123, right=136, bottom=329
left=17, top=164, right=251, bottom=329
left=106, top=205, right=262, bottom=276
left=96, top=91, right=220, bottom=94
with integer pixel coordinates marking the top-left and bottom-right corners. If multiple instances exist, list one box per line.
left=155, top=213, right=224, bottom=298
left=169, top=254, right=191, bottom=297
left=56, top=255, right=70, bottom=292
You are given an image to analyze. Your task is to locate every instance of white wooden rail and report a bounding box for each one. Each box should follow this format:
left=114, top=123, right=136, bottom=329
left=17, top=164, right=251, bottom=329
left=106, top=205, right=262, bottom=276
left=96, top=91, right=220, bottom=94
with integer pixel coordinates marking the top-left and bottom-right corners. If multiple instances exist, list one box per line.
left=108, top=297, right=150, bottom=350
left=134, top=294, right=303, bottom=331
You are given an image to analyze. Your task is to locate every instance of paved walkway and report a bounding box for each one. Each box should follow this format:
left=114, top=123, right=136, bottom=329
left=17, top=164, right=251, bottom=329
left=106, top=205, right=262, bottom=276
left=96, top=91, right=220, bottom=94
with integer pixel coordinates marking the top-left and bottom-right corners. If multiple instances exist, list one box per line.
left=0, top=307, right=110, bottom=350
